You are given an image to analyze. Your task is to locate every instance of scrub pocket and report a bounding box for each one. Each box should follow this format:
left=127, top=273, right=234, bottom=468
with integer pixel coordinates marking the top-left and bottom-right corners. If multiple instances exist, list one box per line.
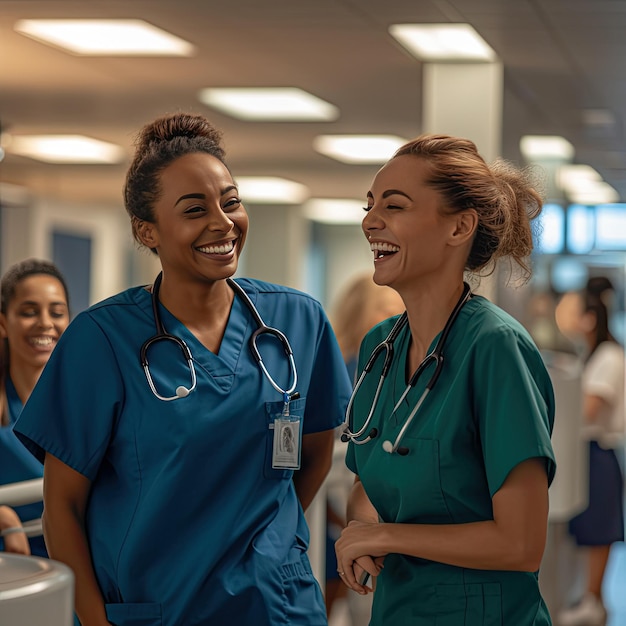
left=263, top=397, right=306, bottom=479
left=105, top=602, right=162, bottom=626
left=433, top=583, right=502, bottom=626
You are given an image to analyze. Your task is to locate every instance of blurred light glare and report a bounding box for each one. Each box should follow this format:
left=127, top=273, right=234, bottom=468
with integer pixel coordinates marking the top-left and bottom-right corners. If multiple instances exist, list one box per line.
left=14, top=19, right=195, bottom=56
left=303, top=199, right=365, bottom=224
left=198, top=88, right=339, bottom=121
left=389, top=24, right=496, bottom=61
left=557, top=164, right=602, bottom=190
left=235, top=176, right=309, bottom=204
left=314, top=135, right=407, bottom=164
left=568, top=182, right=619, bottom=205
left=520, top=135, right=575, bottom=161
left=7, top=135, right=125, bottom=164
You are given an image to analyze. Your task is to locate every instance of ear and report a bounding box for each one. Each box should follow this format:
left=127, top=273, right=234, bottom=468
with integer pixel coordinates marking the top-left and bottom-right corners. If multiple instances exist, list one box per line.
left=0, top=313, right=7, bottom=339
left=134, top=218, right=159, bottom=250
left=448, top=209, right=478, bottom=247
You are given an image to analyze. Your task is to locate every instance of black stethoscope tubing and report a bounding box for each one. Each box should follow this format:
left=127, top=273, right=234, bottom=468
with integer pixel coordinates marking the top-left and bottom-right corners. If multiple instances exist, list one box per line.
left=341, top=282, right=472, bottom=455
left=140, top=273, right=298, bottom=401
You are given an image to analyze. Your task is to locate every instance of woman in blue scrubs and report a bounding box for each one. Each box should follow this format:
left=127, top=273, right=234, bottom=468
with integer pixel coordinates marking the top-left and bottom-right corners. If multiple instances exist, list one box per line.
left=335, top=135, right=556, bottom=625
left=0, top=258, right=70, bottom=557
left=15, top=113, right=352, bottom=626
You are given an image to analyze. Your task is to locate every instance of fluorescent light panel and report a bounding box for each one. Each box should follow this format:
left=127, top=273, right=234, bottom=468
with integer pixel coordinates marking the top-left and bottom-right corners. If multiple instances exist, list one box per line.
left=235, top=177, right=309, bottom=204
left=520, top=135, right=575, bottom=161
left=314, top=135, right=407, bottom=164
left=198, top=88, right=339, bottom=121
left=7, top=135, right=125, bottom=164
left=14, top=19, right=195, bottom=56
left=389, top=24, right=496, bottom=61
left=303, top=199, right=365, bottom=225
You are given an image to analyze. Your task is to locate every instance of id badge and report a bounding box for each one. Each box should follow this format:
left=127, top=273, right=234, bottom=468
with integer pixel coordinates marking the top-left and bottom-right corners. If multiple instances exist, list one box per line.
left=271, top=414, right=302, bottom=470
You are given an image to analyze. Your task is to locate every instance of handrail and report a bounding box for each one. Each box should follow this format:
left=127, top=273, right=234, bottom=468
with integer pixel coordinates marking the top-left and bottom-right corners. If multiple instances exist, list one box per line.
left=0, top=479, right=43, bottom=507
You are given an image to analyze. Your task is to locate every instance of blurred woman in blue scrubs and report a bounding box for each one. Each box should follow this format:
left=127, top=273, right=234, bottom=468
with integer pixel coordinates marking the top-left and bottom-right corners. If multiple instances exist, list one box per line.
left=0, top=258, right=70, bottom=557
left=335, top=135, right=556, bottom=625
left=15, top=113, right=352, bottom=626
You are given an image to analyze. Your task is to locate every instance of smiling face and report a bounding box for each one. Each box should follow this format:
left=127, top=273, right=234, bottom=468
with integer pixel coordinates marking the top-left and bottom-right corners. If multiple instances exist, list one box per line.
left=137, top=152, right=249, bottom=284
left=362, top=154, right=470, bottom=293
left=0, top=274, right=70, bottom=375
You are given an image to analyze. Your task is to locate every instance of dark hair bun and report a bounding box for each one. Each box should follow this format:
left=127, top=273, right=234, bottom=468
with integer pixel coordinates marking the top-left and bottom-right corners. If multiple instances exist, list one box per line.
left=135, top=112, right=224, bottom=157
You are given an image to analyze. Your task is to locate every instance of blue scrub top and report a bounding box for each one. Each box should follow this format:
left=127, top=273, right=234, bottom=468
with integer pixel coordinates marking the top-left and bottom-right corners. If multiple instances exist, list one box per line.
left=0, top=377, right=47, bottom=557
left=16, top=278, right=352, bottom=626
left=346, top=296, right=556, bottom=626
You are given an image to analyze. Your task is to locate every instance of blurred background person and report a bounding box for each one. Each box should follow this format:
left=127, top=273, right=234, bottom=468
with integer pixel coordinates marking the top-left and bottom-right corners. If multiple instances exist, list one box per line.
left=326, top=272, right=404, bottom=625
left=558, top=277, right=625, bottom=626
left=0, top=258, right=70, bottom=556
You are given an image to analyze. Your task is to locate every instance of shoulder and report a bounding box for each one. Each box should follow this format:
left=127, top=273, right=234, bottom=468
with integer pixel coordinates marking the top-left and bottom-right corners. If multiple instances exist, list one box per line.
left=464, top=296, right=537, bottom=347
left=232, top=278, right=326, bottom=317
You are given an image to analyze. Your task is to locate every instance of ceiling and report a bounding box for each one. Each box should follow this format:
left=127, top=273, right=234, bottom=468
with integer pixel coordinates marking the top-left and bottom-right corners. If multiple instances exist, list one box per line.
left=1, top=0, right=625, bottom=211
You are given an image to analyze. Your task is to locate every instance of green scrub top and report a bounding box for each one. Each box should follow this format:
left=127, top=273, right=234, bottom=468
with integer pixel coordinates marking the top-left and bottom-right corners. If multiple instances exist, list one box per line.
left=346, top=295, right=556, bottom=626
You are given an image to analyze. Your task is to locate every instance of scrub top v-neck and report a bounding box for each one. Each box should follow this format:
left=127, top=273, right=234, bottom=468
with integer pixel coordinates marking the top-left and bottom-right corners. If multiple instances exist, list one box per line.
left=346, top=295, right=556, bottom=626
left=15, top=278, right=352, bottom=626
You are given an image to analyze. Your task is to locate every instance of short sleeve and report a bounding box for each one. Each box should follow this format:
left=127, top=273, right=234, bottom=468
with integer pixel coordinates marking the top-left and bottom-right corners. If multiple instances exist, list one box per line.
left=583, top=343, right=625, bottom=405
left=473, top=326, right=556, bottom=496
left=14, top=312, right=124, bottom=480
left=302, top=303, right=352, bottom=435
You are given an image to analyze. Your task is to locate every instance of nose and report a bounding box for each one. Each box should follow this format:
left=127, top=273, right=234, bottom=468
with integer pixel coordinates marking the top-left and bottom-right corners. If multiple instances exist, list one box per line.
left=207, top=206, right=235, bottom=232
left=362, top=204, right=384, bottom=238
left=37, top=311, right=54, bottom=329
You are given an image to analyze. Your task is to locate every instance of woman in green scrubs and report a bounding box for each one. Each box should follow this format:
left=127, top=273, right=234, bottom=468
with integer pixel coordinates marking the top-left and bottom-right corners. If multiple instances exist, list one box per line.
left=335, top=135, right=556, bottom=625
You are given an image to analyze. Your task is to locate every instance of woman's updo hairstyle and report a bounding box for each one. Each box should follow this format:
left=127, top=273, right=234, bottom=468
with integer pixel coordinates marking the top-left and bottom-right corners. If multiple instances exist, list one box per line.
left=124, top=112, right=227, bottom=250
left=394, top=135, right=543, bottom=281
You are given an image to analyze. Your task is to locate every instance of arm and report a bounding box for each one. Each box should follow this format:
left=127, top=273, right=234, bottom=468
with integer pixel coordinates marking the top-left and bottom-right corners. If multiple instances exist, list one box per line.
left=583, top=394, right=609, bottom=424
left=0, top=505, right=30, bottom=555
left=292, top=429, right=334, bottom=511
left=336, top=457, right=549, bottom=590
left=43, top=453, right=111, bottom=626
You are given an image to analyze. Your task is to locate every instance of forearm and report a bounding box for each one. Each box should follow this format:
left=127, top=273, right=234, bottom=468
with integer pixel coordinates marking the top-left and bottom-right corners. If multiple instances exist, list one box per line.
left=346, top=477, right=378, bottom=524
left=293, top=430, right=334, bottom=511
left=43, top=509, right=110, bottom=626
left=376, top=519, right=543, bottom=572
left=0, top=506, right=30, bottom=555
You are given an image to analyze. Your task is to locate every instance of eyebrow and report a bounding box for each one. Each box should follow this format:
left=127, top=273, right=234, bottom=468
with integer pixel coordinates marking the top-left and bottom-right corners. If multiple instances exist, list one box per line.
left=175, top=185, right=239, bottom=207
left=366, top=189, right=413, bottom=201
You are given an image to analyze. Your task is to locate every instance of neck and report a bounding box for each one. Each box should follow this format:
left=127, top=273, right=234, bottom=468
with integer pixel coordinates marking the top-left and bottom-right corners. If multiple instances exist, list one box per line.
left=402, top=280, right=466, bottom=369
left=8, top=363, right=42, bottom=405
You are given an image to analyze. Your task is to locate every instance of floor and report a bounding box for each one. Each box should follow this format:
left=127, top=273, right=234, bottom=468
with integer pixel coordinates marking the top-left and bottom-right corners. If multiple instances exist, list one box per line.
left=328, top=541, right=626, bottom=626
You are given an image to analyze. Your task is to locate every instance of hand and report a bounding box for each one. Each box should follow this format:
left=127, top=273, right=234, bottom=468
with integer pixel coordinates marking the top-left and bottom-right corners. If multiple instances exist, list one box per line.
left=335, top=520, right=386, bottom=593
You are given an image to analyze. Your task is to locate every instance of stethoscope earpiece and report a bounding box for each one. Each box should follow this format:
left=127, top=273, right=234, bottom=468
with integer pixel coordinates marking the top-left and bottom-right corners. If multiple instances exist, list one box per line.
left=382, top=440, right=393, bottom=453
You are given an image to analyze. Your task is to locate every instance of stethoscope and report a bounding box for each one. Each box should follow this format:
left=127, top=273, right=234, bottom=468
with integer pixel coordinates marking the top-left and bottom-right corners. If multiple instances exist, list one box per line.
left=140, top=273, right=298, bottom=403
left=341, top=282, right=472, bottom=455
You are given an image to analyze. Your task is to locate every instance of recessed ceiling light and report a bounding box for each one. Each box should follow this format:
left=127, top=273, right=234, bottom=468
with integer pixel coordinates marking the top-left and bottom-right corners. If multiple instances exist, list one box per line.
left=389, top=24, right=496, bottom=62
left=6, top=135, right=125, bottom=164
left=235, top=177, right=309, bottom=204
left=14, top=19, right=195, bottom=56
left=557, top=164, right=602, bottom=191
left=198, top=88, right=339, bottom=121
left=313, top=135, right=407, bottom=164
left=520, top=135, right=575, bottom=161
left=568, top=182, right=619, bottom=205
left=303, top=199, right=366, bottom=225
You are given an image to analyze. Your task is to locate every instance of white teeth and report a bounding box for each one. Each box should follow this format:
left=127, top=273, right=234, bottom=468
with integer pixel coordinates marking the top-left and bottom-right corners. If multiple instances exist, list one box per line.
left=30, top=337, right=53, bottom=346
left=370, top=242, right=400, bottom=253
left=197, top=241, right=235, bottom=255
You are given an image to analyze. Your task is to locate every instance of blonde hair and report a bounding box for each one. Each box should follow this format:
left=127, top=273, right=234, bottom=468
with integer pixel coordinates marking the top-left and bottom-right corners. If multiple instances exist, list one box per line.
left=332, top=273, right=405, bottom=361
